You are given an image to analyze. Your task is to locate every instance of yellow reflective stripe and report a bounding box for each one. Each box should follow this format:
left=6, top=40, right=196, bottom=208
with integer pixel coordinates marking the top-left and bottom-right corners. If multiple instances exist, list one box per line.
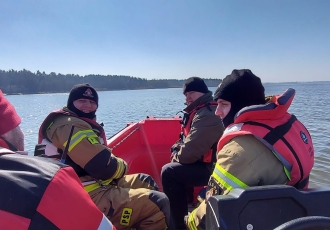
left=113, top=158, right=125, bottom=179
left=47, top=121, right=54, bottom=130
left=84, top=178, right=113, bottom=193
left=187, top=209, right=198, bottom=230
left=84, top=158, right=125, bottom=193
left=212, top=163, right=249, bottom=192
left=283, top=166, right=291, bottom=180
left=63, top=130, right=98, bottom=152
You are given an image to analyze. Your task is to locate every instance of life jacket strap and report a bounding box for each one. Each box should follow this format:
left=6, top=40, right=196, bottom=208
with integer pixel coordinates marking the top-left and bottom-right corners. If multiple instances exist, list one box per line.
left=294, top=175, right=309, bottom=189
left=245, top=115, right=305, bottom=187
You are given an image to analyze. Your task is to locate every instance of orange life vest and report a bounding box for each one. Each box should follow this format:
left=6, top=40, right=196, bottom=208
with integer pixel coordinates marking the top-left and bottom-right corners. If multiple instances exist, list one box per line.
left=217, top=88, right=314, bottom=189
left=181, top=102, right=218, bottom=163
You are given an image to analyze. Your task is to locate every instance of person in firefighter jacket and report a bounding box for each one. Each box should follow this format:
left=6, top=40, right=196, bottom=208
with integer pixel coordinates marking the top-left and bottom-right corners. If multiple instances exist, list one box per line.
left=186, top=69, right=315, bottom=230
left=0, top=89, right=115, bottom=230
left=38, top=84, right=170, bottom=230
left=161, top=77, right=224, bottom=229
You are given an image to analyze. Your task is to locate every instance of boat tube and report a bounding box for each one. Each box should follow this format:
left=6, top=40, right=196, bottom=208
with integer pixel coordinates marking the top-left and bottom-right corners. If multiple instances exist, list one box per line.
left=107, top=116, right=330, bottom=230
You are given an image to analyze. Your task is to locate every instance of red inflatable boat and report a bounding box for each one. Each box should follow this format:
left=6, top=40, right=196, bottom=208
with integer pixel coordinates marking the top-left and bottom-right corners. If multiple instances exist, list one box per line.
left=107, top=116, right=182, bottom=191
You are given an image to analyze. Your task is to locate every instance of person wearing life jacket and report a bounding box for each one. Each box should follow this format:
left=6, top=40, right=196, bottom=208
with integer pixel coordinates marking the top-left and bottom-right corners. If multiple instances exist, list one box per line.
left=161, top=77, right=224, bottom=229
left=0, top=89, right=115, bottom=230
left=38, top=83, right=170, bottom=230
left=186, top=69, right=315, bottom=230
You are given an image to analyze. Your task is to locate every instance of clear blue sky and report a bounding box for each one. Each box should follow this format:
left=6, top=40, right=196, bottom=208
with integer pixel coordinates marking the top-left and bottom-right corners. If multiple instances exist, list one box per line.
left=1, top=0, right=329, bottom=82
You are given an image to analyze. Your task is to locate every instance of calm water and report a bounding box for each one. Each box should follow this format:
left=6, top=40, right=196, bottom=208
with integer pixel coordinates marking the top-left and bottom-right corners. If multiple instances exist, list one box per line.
left=5, top=82, right=330, bottom=189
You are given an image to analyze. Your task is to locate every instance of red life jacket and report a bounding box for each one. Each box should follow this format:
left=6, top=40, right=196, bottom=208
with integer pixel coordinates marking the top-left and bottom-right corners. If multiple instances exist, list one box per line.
left=38, top=109, right=107, bottom=145
left=181, top=102, right=218, bottom=163
left=217, top=88, right=314, bottom=189
left=0, top=149, right=115, bottom=230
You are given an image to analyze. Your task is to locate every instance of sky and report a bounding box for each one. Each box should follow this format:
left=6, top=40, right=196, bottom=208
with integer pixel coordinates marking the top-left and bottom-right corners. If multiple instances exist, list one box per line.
left=1, top=0, right=330, bottom=82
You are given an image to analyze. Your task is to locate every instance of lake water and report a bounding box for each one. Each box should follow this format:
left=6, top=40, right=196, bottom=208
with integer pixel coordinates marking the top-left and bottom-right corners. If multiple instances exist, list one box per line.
left=5, top=82, right=330, bottom=189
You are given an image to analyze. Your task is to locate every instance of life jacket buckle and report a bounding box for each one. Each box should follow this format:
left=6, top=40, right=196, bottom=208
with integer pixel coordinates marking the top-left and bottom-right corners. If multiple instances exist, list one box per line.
left=97, top=180, right=108, bottom=190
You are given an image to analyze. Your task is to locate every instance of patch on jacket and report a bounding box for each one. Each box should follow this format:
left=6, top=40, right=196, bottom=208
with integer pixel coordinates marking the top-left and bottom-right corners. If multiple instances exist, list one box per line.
left=120, top=207, right=133, bottom=226
left=87, top=136, right=100, bottom=145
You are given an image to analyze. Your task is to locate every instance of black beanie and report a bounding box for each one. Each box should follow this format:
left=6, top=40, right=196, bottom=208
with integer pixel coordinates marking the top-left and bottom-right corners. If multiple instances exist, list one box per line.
left=214, top=69, right=265, bottom=127
left=183, top=77, right=209, bottom=94
left=67, top=83, right=98, bottom=119
left=67, top=83, right=98, bottom=106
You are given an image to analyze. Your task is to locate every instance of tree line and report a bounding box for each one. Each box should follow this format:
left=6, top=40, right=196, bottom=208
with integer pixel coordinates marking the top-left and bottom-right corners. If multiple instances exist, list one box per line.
left=0, top=69, right=222, bottom=94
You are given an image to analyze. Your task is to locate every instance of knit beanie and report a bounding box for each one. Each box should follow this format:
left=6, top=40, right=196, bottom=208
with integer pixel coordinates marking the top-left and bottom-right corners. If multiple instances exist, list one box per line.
left=0, top=90, right=21, bottom=136
left=183, top=77, right=209, bottom=94
left=214, top=69, right=265, bottom=127
left=67, top=83, right=98, bottom=119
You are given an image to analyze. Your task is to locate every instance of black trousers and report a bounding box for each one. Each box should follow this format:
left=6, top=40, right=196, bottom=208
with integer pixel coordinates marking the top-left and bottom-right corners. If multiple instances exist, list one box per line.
left=161, top=161, right=211, bottom=229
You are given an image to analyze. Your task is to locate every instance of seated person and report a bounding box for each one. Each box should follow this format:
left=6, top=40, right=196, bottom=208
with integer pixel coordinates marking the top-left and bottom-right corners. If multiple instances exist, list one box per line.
left=161, top=77, right=224, bottom=229
left=0, top=89, right=114, bottom=229
left=186, top=69, right=314, bottom=230
left=38, top=83, right=170, bottom=230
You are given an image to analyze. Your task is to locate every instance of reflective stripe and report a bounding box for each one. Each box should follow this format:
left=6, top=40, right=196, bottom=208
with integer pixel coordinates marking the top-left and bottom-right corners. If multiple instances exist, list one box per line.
left=84, top=159, right=126, bottom=193
left=283, top=166, right=291, bottom=180
left=82, top=180, right=97, bottom=186
left=97, top=214, right=114, bottom=230
left=187, top=209, right=198, bottom=230
left=84, top=178, right=113, bottom=193
left=63, top=130, right=98, bottom=152
left=212, top=163, right=249, bottom=191
left=114, top=158, right=125, bottom=179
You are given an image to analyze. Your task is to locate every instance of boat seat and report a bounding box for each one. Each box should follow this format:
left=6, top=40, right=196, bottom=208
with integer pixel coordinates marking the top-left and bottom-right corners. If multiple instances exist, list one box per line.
left=206, top=185, right=330, bottom=230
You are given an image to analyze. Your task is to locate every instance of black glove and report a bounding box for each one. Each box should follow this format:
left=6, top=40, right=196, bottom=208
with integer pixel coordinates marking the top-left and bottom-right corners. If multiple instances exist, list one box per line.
left=170, top=143, right=181, bottom=154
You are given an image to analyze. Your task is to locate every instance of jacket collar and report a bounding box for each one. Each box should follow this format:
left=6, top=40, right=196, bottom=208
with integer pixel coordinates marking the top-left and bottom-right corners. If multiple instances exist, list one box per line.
left=184, top=91, right=214, bottom=113
left=62, top=107, right=97, bottom=121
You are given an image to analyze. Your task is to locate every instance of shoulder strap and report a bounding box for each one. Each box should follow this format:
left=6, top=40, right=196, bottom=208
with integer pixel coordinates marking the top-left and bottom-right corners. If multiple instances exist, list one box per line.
left=245, top=115, right=305, bottom=189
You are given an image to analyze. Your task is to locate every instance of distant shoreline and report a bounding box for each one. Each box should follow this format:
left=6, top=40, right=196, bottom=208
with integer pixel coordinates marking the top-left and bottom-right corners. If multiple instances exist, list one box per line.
left=3, top=86, right=183, bottom=96
left=3, top=81, right=330, bottom=96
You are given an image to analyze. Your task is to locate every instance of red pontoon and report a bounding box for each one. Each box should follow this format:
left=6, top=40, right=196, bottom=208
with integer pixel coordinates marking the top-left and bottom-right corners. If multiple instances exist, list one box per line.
left=107, top=116, right=182, bottom=191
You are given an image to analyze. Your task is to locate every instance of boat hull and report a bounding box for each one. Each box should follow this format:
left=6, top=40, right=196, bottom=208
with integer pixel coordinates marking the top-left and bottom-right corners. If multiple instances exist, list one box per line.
left=107, top=116, right=182, bottom=191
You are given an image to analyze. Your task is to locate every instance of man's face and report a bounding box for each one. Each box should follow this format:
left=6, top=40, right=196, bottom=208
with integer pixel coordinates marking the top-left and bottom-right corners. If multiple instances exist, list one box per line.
left=73, top=98, right=97, bottom=113
left=184, top=91, right=204, bottom=106
left=215, top=99, right=231, bottom=119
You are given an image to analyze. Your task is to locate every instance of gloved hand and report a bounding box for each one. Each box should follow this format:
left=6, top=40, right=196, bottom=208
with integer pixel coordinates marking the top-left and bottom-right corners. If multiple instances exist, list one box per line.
left=170, top=142, right=181, bottom=161
left=170, top=143, right=181, bottom=154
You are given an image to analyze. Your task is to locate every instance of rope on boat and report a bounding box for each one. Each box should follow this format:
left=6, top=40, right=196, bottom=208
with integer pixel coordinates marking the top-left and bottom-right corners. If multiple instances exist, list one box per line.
left=110, top=126, right=140, bottom=151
